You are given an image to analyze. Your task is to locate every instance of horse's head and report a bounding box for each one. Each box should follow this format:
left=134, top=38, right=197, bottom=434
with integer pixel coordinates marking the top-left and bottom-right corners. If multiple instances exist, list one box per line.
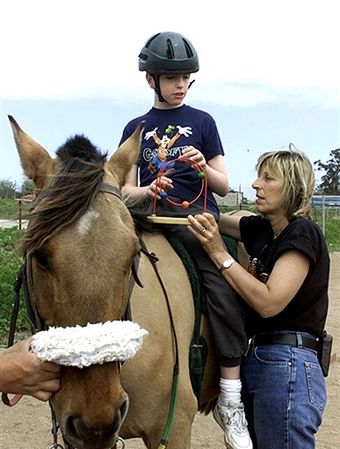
left=9, top=115, right=144, bottom=449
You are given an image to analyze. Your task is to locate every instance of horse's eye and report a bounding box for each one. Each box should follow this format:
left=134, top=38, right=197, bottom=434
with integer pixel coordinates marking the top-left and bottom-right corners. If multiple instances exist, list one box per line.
left=33, top=251, right=49, bottom=268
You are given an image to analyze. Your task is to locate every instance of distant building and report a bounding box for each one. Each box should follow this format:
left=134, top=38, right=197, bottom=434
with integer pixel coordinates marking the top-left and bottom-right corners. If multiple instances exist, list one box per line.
left=214, top=191, right=243, bottom=207
left=312, top=195, right=340, bottom=207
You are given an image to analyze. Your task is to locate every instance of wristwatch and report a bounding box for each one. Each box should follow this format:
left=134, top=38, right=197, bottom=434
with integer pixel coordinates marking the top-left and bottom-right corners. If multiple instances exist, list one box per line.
left=219, top=257, right=236, bottom=272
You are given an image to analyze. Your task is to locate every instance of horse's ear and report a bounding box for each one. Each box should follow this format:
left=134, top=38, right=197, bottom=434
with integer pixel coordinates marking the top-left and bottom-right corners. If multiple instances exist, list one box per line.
left=106, top=122, right=144, bottom=187
left=9, top=115, right=56, bottom=190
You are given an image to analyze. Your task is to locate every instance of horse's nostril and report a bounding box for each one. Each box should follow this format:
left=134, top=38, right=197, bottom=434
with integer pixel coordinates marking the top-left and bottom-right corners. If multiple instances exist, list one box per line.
left=65, top=414, right=87, bottom=441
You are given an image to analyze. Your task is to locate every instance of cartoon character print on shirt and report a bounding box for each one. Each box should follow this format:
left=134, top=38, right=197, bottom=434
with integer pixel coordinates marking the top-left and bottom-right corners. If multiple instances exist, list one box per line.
left=144, top=124, right=193, bottom=173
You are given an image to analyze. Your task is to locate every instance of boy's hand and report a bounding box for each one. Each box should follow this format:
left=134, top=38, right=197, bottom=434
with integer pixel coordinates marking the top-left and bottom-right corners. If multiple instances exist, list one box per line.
left=181, top=146, right=206, bottom=168
left=147, top=176, right=173, bottom=199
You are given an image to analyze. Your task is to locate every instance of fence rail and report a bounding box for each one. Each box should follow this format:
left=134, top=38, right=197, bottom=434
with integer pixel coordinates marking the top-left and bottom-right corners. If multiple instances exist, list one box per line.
left=312, top=195, right=340, bottom=208
left=311, top=196, right=340, bottom=235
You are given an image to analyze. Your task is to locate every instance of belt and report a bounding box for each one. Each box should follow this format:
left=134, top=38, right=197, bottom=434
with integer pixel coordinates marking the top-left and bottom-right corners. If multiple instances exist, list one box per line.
left=253, top=332, right=319, bottom=351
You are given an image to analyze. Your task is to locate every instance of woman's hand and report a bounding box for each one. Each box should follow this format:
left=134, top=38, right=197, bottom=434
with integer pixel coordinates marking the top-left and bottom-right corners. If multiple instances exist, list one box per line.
left=187, top=213, right=227, bottom=262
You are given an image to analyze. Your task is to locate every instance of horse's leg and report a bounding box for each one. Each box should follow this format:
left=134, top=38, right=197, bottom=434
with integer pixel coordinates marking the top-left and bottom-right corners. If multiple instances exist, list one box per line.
left=167, top=394, right=197, bottom=449
left=121, top=330, right=197, bottom=449
left=163, top=373, right=198, bottom=449
left=141, top=381, right=197, bottom=449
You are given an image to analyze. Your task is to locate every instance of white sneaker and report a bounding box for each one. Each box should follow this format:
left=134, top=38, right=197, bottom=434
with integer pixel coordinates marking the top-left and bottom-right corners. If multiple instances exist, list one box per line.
left=213, top=402, right=253, bottom=449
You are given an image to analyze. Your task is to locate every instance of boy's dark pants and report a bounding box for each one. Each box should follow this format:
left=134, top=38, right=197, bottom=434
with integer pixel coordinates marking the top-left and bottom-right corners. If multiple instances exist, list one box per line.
left=174, top=226, right=248, bottom=367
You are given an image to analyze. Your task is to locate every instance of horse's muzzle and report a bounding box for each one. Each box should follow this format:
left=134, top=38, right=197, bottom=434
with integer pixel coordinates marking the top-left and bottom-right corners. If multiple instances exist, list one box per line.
left=61, top=395, right=129, bottom=449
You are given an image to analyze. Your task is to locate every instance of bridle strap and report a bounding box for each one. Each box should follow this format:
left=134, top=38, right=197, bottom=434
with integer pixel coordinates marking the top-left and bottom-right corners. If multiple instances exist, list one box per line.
left=24, top=254, right=44, bottom=333
left=1, top=268, right=24, bottom=406
left=99, top=182, right=144, bottom=301
left=99, top=183, right=122, bottom=199
left=5, top=267, right=23, bottom=349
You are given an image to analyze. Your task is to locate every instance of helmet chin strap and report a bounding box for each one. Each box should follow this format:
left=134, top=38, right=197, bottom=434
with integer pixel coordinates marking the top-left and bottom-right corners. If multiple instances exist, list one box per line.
left=153, top=75, right=196, bottom=104
left=188, top=79, right=195, bottom=89
left=153, top=75, right=166, bottom=103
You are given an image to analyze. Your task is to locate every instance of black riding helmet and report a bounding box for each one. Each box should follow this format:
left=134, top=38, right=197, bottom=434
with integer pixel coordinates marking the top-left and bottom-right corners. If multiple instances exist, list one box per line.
left=138, top=31, right=199, bottom=102
left=139, top=31, right=199, bottom=74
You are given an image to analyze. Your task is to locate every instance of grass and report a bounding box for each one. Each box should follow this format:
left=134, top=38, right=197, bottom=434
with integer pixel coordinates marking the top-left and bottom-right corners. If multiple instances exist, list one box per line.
left=311, top=207, right=340, bottom=252
left=0, top=198, right=30, bottom=220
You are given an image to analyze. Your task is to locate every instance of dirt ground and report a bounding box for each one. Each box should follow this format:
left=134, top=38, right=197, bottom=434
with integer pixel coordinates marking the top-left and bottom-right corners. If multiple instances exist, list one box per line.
left=1, top=253, right=339, bottom=449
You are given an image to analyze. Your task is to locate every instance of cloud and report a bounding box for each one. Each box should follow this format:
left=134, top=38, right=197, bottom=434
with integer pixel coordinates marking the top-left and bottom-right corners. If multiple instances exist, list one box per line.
left=191, top=80, right=340, bottom=109
left=1, top=0, right=339, bottom=109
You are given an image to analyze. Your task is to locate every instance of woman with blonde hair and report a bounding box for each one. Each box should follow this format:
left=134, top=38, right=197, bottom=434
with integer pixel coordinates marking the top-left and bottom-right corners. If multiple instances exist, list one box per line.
left=188, top=146, right=330, bottom=449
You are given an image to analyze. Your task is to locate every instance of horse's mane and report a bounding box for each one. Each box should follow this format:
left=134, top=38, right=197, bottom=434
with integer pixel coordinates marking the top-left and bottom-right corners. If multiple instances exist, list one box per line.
left=22, top=135, right=107, bottom=254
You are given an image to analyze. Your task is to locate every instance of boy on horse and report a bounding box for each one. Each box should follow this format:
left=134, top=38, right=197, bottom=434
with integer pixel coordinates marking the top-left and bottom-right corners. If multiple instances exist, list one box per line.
left=120, top=31, right=252, bottom=449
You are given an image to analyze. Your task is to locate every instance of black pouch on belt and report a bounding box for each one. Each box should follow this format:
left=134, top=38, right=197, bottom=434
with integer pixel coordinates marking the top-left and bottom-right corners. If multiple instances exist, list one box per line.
left=318, top=330, right=333, bottom=377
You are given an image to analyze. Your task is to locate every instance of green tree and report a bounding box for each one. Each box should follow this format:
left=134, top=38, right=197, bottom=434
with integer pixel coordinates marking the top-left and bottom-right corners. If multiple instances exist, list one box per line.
left=314, top=149, right=340, bottom=194
left=0, top=179, right=17, bottom=199
left=20, top=178, right=35, bottom=196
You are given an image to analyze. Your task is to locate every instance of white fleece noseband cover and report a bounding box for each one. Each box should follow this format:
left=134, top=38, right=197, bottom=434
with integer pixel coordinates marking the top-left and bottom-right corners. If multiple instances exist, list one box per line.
left=31, top=321, right=148, bottom=368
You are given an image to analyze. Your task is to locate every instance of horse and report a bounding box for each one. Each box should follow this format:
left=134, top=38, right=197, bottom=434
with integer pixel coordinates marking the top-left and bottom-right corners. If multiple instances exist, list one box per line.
left=9, top=115, right=226, bottom=449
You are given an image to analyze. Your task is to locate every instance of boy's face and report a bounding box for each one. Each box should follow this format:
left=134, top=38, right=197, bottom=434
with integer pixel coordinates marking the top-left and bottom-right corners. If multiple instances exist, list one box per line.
left=148, top=73, right=192, bottom=107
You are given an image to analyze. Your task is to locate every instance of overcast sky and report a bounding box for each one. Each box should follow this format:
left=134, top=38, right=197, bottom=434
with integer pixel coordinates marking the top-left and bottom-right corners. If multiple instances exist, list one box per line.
left=1, top=0, right=339, bottom=199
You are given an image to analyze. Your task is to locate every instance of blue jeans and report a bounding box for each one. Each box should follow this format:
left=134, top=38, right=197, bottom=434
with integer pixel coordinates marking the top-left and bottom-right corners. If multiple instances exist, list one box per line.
left=241, top=335, right=327, bottom=449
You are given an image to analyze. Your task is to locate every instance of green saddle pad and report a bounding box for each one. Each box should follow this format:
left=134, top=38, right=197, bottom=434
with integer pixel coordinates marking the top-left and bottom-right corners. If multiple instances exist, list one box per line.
left=164, top=231, right=239, bottom=405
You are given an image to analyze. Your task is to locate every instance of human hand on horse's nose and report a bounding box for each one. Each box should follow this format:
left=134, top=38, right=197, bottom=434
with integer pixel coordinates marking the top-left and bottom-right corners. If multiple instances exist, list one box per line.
left=31, top=375, right=61, bottom=401
left=0, top=338, right=61, bottom=402
left=24, top=356, right=61, bottom=401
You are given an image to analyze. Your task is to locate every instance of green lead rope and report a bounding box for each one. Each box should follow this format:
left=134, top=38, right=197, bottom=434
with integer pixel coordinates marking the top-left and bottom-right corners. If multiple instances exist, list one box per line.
left=139, top=237, right=180, bottom=449
left=158, top=369, right=179, bottom=449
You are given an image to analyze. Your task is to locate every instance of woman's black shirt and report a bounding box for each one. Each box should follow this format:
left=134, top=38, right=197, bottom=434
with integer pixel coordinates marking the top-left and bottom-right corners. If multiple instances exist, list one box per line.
left=240, top=215, right=330, bottom=338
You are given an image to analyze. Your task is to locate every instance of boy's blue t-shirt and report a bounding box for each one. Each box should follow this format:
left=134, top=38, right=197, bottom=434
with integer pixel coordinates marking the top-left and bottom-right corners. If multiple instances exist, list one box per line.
left=120, top=104, right=225, bottom=218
